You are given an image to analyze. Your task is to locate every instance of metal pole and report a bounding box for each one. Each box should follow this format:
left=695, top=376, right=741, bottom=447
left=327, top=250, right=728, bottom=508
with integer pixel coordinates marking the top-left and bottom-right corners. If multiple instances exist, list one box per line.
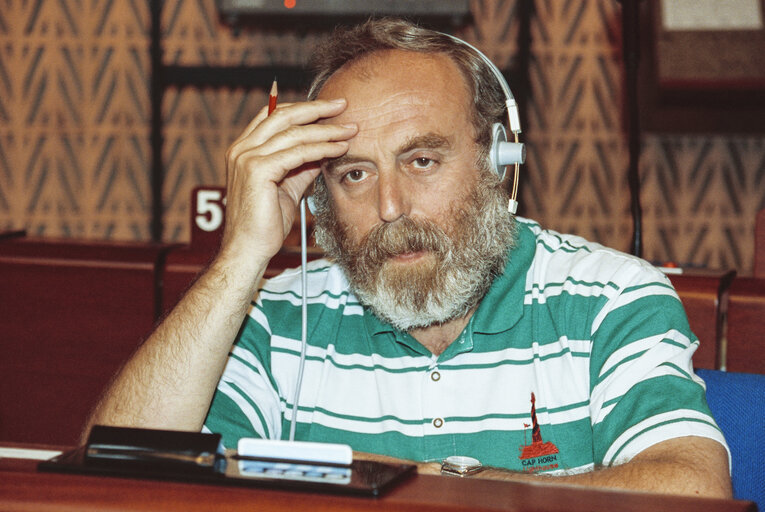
left=622, top=0, right=643, bottom=257
left=149, top=0, right=164, bottom=243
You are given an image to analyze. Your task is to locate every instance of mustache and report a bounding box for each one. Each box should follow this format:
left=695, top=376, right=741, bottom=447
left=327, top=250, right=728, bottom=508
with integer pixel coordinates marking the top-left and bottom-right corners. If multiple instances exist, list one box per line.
left=355, top=216, right=450, bottom=262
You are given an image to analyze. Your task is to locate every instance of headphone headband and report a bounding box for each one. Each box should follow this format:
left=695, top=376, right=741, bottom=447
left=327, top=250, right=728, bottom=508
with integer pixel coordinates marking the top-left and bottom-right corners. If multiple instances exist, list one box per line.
left=440, top=32, right=525, bottom=213
left=440, top=33, right=522, bottom=136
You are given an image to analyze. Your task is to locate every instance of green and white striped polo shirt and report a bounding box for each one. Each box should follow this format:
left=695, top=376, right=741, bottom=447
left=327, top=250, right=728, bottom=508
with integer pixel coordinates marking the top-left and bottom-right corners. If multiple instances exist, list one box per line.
left=204, top=217, right=727, bottom=475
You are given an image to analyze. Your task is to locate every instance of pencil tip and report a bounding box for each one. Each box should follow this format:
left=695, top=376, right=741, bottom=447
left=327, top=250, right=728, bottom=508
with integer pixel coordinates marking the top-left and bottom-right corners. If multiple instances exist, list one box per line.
left=270, top=78, right=278, bottom=95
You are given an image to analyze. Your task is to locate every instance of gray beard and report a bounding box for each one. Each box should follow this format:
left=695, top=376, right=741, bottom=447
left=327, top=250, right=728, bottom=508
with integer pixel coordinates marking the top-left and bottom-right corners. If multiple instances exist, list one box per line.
left=313, top=171, right=517, bottom=331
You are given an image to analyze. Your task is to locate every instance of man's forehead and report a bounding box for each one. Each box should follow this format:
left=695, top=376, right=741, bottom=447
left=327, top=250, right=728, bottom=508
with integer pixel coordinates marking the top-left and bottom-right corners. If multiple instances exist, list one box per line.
left=316, top=49, right=467, bottom=99
left=317, top=52, right=472, bottom=130
left=316, top=48, right=476, bottom=170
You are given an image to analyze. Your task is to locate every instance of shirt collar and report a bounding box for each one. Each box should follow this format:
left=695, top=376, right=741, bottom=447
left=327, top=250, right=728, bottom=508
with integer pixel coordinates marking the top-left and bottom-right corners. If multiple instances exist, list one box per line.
left=469, top=219, right=534, bottom=334
left=363, top=308, right=431, bottom=356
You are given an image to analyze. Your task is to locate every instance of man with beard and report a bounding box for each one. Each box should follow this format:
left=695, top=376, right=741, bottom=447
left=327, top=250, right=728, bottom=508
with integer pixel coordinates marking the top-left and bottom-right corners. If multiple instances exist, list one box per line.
left=87, top=19, right=731, bottom=496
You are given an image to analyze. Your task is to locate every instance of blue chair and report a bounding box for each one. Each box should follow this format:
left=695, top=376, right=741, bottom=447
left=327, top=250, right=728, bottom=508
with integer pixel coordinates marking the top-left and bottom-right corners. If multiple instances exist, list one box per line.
left=696, top=368, right=765, bottom=510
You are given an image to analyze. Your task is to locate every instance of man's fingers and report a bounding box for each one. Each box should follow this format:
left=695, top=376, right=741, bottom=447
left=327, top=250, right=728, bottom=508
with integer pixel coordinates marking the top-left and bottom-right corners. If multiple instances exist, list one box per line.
left=235, top=101, right=298, bottom=143
left=234, top=140, right=350, bottom=185
left=243, top=123, right=357, bottom=159
left=265, top=98, right=347, bottom=130
left=222, top=98, right=350, bottom=249
left=231, top=99, right=348, bottom=151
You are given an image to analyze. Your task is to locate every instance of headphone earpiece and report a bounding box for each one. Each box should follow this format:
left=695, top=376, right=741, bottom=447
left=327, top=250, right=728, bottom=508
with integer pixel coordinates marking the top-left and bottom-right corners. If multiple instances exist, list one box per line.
left=306, top=194, right=317, bottom=215
left=489, top=123, right=526, bottom=180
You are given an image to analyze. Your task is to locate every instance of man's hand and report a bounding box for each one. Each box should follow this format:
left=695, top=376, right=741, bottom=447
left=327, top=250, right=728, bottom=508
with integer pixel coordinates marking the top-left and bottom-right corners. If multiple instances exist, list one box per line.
left=355, top=436, right=731, bottom=499
left=473, top=436, right=731, bottom=498
left=219, top=99, right=357, bottom=267
left=84, top=99, right=356, bottom=439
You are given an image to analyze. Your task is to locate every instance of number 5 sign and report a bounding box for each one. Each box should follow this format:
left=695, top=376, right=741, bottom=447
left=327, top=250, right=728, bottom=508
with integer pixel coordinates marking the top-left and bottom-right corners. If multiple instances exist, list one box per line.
left=190, top=186, right=226, bottom=250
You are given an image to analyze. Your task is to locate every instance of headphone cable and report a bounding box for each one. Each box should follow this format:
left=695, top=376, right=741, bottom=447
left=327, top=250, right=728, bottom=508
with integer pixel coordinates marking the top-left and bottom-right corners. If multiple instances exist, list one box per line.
left=289, top=196, right=309, bottom=442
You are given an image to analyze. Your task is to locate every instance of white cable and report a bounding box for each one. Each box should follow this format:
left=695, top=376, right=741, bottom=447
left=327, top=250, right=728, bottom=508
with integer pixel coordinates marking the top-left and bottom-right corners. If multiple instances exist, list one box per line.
left=289, top=197, right=309, bottom=442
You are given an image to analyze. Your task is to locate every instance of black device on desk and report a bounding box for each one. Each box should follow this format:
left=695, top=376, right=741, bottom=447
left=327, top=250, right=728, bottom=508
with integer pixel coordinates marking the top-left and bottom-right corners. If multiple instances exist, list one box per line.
left=81, top=425, right=226, bottom=474
left=39, top=425, right=415, bottom=497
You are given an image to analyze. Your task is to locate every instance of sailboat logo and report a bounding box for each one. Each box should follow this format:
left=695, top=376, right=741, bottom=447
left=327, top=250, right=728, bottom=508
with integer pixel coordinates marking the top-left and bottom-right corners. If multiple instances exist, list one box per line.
left=519, top=392, right=560, bottom=472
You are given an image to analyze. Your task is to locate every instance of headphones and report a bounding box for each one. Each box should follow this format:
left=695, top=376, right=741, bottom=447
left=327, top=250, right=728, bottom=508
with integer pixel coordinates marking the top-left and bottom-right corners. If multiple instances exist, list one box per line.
left=444, top=34, right=526, bottom=214
left=306, top=34, right=525, bottom=215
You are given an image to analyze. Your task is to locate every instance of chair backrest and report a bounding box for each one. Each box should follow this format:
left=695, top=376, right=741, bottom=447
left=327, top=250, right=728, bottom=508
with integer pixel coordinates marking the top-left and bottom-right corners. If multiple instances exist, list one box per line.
left=726, top=277, right=765, bottom=374
left=696, top=368, right=765, bottom=509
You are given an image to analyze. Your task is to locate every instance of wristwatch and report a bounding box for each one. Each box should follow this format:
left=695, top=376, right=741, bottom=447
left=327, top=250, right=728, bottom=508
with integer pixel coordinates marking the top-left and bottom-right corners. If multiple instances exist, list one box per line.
left=440, top=455, right=484, bottom=477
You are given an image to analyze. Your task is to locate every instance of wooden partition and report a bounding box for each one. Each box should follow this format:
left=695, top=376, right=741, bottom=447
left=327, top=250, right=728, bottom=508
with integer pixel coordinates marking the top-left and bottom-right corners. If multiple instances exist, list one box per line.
left=1, top=225, right=761, bottom=446
left=726, top=277, right=765, bottom=374
left=668, top=270, right=735, bottom=370
left=0, top=233, right=314, bottom=445
left=0, top=238, right=174, bottom=445
left=755, top=209, right=765, bottom=278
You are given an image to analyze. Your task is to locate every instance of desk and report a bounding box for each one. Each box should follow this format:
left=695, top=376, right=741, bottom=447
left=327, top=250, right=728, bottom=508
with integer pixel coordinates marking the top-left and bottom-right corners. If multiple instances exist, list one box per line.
left=0, top=446, right=756, bottom=512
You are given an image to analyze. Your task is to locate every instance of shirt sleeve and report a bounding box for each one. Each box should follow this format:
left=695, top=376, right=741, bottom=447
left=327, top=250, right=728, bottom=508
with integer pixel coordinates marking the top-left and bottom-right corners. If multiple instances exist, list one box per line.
left=203, top=304, right=283, bottom=449
left=587, top=263, right=729, bottom=467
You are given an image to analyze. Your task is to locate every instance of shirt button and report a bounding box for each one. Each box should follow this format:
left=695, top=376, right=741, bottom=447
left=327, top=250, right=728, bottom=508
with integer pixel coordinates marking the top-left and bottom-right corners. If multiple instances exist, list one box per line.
left=431, top=371, right=441, bottom=382
left=433, top=418, right=444, bottom=428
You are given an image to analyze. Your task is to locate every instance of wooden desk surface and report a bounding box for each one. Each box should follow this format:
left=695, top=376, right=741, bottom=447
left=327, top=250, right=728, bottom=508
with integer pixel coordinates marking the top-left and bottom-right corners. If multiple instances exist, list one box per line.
left=0, top=448, right=755, bottom=512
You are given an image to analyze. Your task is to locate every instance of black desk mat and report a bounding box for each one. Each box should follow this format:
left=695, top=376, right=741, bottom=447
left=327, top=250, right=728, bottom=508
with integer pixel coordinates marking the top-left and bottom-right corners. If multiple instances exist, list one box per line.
left=39, top=446, right=416, bottom=497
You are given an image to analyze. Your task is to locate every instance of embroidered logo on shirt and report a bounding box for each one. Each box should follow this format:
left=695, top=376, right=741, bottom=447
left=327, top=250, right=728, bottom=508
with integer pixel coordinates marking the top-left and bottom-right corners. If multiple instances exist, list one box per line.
left=519, top=392, right=560, bottom=473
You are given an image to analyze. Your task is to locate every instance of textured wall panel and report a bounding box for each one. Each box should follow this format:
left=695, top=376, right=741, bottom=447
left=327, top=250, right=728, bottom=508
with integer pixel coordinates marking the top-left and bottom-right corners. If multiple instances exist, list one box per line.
left=0, top=0, right=151, bottom=239
left=523, top=1, right=632, bottom=252
left=160, top=0, right=325, bottom=240
left=1, top=0, right=763, bottom=272
left=642, top=136, right=765, bottom=270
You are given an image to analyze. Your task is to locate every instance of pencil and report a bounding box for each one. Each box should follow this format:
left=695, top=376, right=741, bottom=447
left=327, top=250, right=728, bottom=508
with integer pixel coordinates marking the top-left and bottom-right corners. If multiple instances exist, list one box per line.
left=268, top=78, right=278, bottom=115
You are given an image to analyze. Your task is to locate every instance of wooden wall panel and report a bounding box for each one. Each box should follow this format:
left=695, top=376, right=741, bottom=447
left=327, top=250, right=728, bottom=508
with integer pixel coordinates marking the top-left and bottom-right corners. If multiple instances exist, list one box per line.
left=0, top=1, right=151, bottom=240
left=0, top=239, right=167, bottom=444
left=641, top=137, right=765, bottom=271
left=523, top=1, right=633, bottom=252
left=0, top=0, right=763, bottom=273
left=726, top=277, right=765, bottom=374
